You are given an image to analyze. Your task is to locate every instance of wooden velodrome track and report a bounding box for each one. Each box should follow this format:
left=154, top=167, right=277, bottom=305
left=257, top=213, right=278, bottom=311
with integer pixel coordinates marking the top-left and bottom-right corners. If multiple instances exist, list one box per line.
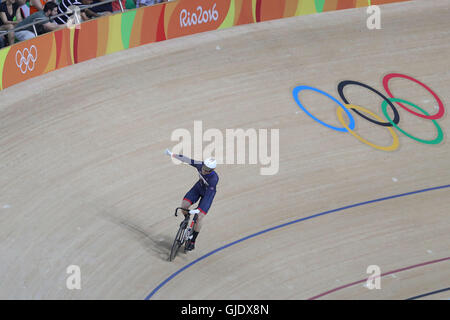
left=0, top=0, right=449, bottom=299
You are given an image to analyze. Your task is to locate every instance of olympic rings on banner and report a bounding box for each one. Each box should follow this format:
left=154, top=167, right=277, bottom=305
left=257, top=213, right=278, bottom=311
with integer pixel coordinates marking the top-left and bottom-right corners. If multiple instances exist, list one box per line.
left=337, top=104, right=399, bottom=151
left=292, top=73, right=445, bottom=151
left=383, top=73, right=445, bottom=120
left=338, top=80, right=400, bottom=127
left=381, top=98, right=443, bottom=145
left=292, top=85, right=355, bottom=132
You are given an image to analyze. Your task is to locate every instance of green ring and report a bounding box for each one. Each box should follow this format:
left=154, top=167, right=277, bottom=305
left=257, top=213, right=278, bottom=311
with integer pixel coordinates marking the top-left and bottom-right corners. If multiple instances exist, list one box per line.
left=381, top=98, right=443, bottom=145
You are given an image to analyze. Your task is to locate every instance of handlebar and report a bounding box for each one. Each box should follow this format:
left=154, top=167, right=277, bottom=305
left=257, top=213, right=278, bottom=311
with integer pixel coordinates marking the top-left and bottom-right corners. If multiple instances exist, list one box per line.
left=174, top=207, right=199, bottom=217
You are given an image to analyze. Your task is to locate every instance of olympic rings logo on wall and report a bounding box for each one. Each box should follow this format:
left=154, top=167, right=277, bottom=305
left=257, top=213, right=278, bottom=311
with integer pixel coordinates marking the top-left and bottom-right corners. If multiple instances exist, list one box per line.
left=292, top=73, right=445, bottom=151
left=15, top=45, right=38, bottom=74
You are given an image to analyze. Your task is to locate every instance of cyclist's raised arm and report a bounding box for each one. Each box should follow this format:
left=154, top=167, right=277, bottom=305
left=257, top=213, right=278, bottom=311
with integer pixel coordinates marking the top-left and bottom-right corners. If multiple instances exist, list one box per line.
left=165, top=149, right=200, bottom=167
left=172, top=153, right=194, bottom=165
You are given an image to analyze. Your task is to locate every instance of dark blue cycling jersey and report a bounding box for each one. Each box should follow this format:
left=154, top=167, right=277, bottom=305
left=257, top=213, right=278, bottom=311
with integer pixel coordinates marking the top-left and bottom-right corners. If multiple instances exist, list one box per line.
left=174, top=154, right=219, bottom=214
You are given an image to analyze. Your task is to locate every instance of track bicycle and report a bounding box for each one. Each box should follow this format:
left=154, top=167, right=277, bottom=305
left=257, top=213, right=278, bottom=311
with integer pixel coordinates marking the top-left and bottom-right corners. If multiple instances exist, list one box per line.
left=168, top=207, right=199, bottom=261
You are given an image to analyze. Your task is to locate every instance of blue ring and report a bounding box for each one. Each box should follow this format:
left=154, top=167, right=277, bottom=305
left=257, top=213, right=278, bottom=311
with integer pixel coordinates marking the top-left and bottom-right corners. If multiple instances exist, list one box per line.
left=293, top=86, right=355, bottom=132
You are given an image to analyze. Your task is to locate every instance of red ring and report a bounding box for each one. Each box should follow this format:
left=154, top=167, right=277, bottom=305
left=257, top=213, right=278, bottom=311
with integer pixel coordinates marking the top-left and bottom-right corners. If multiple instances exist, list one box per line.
left=383, top=73, right=445, bottom=120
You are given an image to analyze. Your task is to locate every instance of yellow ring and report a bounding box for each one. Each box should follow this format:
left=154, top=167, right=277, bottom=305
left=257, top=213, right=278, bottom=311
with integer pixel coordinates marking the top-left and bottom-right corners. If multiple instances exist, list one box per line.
left=336, top=104, right=399, bottom=152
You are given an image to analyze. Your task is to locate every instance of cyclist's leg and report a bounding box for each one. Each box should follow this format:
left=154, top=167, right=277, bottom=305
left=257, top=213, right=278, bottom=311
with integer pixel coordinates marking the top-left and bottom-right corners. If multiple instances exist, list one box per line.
left=190, top=211, right=204, bottom=243
left=181, top=183, right=201, bottom=217
left=185, top=212, right=205, bottom=250
left=180, top=199, right=191, bottom=217
left=193, top=211, right=205, bottom=233
left=191, top=194, right=210, bottom=243
left=191, top=186, right=215, bottom=245
left=193, top=188, right=214, bottom=230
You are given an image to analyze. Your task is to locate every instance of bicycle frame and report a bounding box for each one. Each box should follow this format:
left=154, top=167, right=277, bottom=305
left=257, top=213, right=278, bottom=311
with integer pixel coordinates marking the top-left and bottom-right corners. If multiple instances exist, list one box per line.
left=174, top=207, right=198, bottom=243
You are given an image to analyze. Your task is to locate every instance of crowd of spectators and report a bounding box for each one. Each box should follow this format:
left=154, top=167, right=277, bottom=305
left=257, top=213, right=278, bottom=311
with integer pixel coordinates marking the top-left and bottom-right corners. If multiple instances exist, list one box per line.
left=0, top=0, right=169, bottom=49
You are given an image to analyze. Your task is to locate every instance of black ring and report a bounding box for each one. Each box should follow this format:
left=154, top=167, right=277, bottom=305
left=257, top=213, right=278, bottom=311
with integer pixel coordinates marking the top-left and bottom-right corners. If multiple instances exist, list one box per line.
left=338, top=80, right=400, bottom=127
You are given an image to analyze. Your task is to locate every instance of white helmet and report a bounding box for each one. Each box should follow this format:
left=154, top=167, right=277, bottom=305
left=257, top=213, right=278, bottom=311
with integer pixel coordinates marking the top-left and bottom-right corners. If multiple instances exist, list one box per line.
left=203, top=157, right=217, bottom=170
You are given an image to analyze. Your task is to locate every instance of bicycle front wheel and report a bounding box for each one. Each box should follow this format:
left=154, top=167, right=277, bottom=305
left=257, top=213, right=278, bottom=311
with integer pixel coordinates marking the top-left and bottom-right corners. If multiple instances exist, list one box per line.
left=169, top=225, right=185, bottom=261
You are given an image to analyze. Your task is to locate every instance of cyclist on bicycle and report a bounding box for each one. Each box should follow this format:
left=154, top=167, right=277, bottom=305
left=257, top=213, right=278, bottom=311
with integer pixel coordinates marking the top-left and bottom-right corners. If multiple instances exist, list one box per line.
left=165, top=149, right=219, bottom=251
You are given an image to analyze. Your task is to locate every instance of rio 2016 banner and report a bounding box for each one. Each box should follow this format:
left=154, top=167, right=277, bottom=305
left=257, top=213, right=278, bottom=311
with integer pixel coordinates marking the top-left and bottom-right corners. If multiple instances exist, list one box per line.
left=0, top=0, right=409, bottom=90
